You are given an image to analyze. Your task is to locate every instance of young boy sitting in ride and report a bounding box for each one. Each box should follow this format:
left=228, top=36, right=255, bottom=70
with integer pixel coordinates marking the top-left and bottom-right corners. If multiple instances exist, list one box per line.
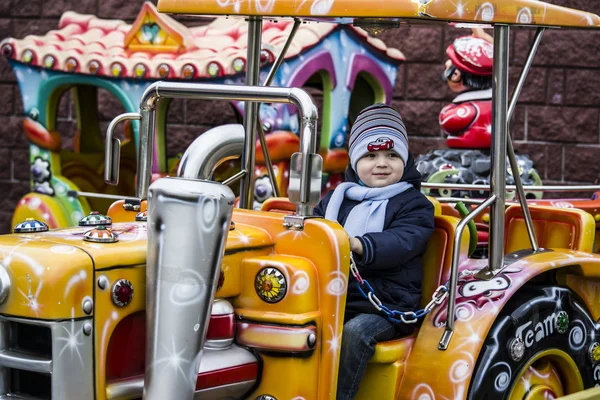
left=313, top=103, right=435, bottom=399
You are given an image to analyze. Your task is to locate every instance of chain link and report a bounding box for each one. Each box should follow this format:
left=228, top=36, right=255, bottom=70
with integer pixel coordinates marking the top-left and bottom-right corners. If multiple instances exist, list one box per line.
left=349, top=255, right=448, bottom=324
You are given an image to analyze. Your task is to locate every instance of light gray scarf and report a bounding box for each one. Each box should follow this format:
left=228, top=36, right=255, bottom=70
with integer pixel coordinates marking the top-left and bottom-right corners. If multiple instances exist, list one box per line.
left=324, top=181, right=412, bottom=237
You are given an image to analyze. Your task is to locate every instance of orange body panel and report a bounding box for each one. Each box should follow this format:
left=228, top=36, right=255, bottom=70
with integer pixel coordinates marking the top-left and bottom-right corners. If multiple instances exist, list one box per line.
left=157, top=0, right=600, bottom=29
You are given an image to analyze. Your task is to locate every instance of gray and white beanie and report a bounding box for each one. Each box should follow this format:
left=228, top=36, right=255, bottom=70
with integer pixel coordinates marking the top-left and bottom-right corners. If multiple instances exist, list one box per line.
left=348, top=103, right=409, bottom=172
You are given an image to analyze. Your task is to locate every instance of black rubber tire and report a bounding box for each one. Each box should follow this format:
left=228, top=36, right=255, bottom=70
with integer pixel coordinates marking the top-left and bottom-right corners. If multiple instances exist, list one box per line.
left=468, top=286, right=600, bottom=399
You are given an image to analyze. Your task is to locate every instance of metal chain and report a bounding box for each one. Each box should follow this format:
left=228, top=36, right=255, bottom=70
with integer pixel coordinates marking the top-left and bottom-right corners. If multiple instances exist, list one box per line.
left=349, top=255, right=448, bottom=324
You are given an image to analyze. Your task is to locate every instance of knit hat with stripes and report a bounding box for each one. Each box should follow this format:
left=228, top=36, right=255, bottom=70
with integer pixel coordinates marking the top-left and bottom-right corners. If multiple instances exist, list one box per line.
left=348, top=103, right=409, bottom=173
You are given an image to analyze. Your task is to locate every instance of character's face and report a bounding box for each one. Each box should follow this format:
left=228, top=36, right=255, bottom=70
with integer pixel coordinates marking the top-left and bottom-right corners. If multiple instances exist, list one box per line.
left=443, top=60, right=469, bottom=93
left=356, top=150, right=404, bottom=188
left=459, top=276, right=510, bottom=298
left=253, top=175, right=274, bottom=210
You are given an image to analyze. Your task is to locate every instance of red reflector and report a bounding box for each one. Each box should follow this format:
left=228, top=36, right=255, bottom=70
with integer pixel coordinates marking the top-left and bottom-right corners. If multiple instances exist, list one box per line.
left=196, top=362, right=258, bottom=390
left=206, top=313, right=235, bottom=340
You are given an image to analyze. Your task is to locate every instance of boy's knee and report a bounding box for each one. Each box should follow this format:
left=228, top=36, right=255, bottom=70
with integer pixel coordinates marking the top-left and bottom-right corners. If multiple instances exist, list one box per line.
left=342, top=317, right=371, bottom=346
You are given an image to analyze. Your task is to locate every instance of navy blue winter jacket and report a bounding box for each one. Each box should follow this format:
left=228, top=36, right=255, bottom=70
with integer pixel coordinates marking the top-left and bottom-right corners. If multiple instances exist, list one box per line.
left=314, top=154, right=435, bottom=327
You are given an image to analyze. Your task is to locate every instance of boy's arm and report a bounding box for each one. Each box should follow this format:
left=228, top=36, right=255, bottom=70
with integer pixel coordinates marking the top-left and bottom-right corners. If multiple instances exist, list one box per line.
left=355, top=196, right=435, bottom=271
left=312, top=191, right=333, bottom=217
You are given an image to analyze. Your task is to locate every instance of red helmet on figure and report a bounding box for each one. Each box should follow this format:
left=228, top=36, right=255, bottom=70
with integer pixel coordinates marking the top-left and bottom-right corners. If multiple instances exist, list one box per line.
left=446, top=36, right=493, bottom=76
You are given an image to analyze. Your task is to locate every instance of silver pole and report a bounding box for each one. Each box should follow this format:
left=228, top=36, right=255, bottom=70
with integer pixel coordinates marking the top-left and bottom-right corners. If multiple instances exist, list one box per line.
left=488, top=25, right=510, bottom=274
left=256, top=18, right=302, bottom=199
left=507, top=28, right=545, bottom=121
left=104, top=112, right=141, bottom=185
left=422, top=182, right=600, bottom=193
left=67, top=191, right=141, bottom=202
left=506, top=28, right=544, bottom=251
left=222, top=170, right=247, bottom=186
left=137, top=108, right=156, bottom=200
left=239, top=16, right=263, bottom=209
left=264, top=19, right=301, bottom=87
left=439, top=195, right=496, bottom=350
left=137, top=82, right=318, bottom=213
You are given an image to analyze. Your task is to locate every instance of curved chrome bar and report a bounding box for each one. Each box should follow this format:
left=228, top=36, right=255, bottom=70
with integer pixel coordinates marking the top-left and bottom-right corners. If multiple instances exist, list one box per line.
left=177, top=124, right=245, bottom=180
left=104, top=112, right=141, bottom=185
left=438, top=195, right=497, bottom=351
left=138, top=82, right=319, bottom=213
left=422, top=182, right=600, bottom=193
left=506, top=27, right=545, bottom=251
left=240, top=16, right=262, bottom=209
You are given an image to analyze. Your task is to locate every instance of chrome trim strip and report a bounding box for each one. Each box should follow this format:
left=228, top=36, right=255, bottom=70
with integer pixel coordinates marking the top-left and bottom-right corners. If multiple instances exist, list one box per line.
left=106, top=376, right=144, bottom=400
left=237, top=322, right=317, bottom=352
left=421, top=182, right=600, bottom=193
left=0, top=350, right=52, bottom=374
left=107, top=345, right=259, bottom=399
left=193, top=380, right=256, bottom=400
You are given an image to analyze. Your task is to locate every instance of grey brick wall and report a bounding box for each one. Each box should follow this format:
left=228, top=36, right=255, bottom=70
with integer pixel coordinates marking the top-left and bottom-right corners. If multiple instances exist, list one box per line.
left=0, top=0, right=599, bottom=233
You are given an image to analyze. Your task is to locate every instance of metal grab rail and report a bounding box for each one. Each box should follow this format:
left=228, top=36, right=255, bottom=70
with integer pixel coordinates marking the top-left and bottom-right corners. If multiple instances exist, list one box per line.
left=130, top=82, right=319, bottom=214
left=438, top=195, right=497, bottom=350
left=255, top=18, right=302, bottom=199
left=104, top=112, right=141, bottom=185
left=506, top=27, right=544, bottom=252
left=422, top=182, right=600, bottom=193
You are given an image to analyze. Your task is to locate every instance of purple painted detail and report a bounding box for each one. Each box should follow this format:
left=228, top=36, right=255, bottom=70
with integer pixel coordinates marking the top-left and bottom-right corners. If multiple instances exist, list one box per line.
left=287, top=50, right=337, bottom=90
left=346, top=54, right=394, bottom=104
left=429, top=250, right=600, bottom=328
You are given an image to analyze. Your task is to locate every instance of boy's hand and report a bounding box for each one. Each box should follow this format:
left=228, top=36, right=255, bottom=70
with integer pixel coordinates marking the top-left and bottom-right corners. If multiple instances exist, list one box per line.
left=350, top=237, right=363, bottom=255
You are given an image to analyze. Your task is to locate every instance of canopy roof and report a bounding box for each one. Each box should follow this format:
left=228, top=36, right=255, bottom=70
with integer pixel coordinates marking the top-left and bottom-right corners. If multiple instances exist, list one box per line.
left=157, top=0, right=600, bottom=29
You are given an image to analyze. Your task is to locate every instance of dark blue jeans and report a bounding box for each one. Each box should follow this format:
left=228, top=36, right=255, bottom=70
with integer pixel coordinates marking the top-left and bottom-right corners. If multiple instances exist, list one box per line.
left=336, top=313, right=397, bottom=399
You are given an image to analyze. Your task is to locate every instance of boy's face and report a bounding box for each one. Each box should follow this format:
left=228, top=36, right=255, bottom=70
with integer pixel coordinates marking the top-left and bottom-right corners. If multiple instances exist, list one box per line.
left=356, top=150, right=405, bottom=188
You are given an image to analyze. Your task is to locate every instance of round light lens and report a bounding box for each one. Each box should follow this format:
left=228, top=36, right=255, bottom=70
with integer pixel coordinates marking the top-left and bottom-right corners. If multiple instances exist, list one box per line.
left=255, top=267, right=286, bottom=303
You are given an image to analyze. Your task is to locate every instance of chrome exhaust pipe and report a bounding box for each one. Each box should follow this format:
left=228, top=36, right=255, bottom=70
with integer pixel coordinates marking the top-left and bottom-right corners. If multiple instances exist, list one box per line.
left=177, top=124, right=244, bottom=180
left=144, top=177, right=234, bottom=400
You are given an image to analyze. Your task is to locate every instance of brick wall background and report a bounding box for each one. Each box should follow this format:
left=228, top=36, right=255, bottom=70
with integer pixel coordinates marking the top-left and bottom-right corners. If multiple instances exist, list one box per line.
left=0, top=0, right=599, bottom=233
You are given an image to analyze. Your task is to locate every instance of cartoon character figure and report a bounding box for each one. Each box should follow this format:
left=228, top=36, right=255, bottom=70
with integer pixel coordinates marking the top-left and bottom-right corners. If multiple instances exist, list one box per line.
left=440, top=32, right=493, bottom=149
left=367, top=137, right=394, bottom=152
left=434, top=266, right=521, bottom=326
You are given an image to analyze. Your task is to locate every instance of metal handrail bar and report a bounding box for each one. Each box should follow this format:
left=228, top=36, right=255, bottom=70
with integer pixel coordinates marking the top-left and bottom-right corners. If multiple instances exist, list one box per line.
left=67, top=191, right=141, bottom=202
left=487, top=25, right=509, bottom=280
left=438, top=195, right=497, bottom=350
left=240, top=16, right=263, bottom=209
left=435, top=196, right=585, bottom=205
left=137, top=82, right=318, bottom=212
left=423, top=182, right=600, bottom=192
left=222, top=170, right=247, bottom=187
left=264, top=18, right=301, bottom=87
left=104, top=112, right=141, bottom=185
left=256, top=18, right=302, bottom=199
left=506, top=27, right=545, bottom=251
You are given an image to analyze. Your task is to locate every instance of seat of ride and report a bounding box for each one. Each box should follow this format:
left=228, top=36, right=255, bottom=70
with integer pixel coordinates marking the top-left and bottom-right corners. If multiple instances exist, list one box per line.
left=504, top=204, right=596, bottom=253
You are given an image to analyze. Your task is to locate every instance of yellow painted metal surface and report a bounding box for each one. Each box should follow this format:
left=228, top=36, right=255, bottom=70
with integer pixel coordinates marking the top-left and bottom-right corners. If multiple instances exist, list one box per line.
left=0, top=235, right=94, bottom=320
left=505, top=205, right=596, bottom=253
left=42, top=223, right=148, bottom=269
left=232, top=208, right=350, bottom=400
left=561, top=274, right=600, bottom=322
left=5, top=199, right=600, bottom=398
left=559, top=387, right=600, bottom=399
left=397, top=251, right=600, bottom=398
left=157, top=0, right=600, bottom=29
left=507, top=350, right=583, bottom=399
left=94, top=265, right=146, bottom=400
